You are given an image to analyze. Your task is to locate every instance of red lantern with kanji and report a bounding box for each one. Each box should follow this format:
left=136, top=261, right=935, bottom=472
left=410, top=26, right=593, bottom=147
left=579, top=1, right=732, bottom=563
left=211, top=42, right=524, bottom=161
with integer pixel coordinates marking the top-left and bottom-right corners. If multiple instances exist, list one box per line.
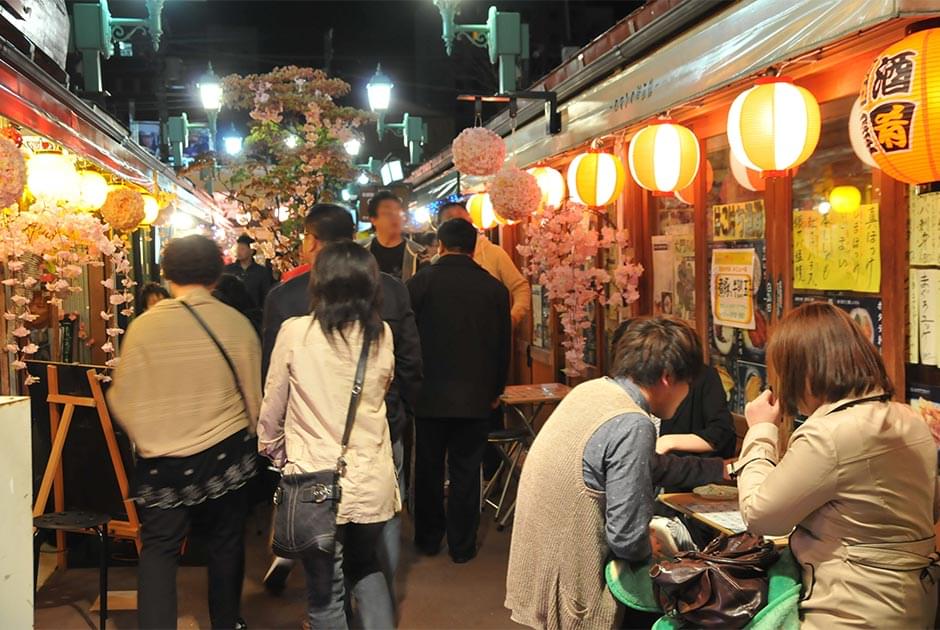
left=859, top=25, right=940, bottom=184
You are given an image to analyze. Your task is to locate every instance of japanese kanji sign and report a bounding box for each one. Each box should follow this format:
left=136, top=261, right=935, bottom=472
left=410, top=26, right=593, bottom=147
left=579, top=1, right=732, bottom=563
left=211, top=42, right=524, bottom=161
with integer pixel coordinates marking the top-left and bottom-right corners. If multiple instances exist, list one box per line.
left=711, top=248, right=756, bottom=330
left=792, top=205, right=881, bottom=293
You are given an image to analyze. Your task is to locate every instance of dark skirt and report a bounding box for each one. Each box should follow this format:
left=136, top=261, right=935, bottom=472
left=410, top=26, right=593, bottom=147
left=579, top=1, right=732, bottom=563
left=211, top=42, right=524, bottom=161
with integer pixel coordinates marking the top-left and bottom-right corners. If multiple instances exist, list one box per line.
left=132, top=429, right=258, bottom=510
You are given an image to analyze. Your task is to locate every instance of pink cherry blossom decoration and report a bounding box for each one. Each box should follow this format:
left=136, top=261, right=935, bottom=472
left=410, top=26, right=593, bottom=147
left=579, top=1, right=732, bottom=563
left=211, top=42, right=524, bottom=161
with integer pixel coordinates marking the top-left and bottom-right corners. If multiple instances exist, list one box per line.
left=490, top=166, right=541, bottom=223
left=452, top=127, right=506, bottom=176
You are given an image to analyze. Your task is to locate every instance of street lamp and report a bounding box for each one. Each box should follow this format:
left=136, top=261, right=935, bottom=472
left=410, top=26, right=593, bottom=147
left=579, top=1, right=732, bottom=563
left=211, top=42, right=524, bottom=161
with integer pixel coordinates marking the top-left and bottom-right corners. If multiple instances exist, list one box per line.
left=344, top=138, right=362, bottom=157
left=357, top=172, right=370, bottom=186
left=365, top=64, right=428, bottom=163
left=199, top=63, right=222, bottom=153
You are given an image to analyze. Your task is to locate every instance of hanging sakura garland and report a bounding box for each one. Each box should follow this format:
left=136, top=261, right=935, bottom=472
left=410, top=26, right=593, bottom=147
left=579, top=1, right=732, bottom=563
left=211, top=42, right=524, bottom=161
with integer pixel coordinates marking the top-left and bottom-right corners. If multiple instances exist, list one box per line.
left=452, top=127, right=506, bottom=176
left=490, top=165, right=541, bottom=223
left=0, top=135, right=26, bottom=208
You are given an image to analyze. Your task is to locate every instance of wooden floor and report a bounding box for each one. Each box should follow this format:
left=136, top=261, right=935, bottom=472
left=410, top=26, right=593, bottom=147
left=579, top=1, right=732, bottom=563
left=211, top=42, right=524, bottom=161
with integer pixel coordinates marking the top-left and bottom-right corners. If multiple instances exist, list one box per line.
left=34, top=508, right=517, bottom=629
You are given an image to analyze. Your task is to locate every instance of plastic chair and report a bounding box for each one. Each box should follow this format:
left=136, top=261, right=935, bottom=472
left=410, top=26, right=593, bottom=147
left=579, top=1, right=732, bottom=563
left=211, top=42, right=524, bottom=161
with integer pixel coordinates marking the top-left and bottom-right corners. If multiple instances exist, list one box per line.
left=34, top=511, right=111, bottom=629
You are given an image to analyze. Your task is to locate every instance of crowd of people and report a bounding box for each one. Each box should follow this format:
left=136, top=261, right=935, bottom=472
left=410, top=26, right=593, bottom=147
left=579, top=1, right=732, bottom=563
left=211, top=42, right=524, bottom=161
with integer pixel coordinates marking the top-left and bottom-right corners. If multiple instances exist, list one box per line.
left=105, top=189, right=940, bottom=630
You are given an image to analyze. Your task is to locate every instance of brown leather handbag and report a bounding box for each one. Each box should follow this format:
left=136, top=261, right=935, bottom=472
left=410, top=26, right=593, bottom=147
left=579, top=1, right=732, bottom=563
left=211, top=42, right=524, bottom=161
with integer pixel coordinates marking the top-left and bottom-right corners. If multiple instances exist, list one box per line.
left=650, top=532, right=779, bottom=628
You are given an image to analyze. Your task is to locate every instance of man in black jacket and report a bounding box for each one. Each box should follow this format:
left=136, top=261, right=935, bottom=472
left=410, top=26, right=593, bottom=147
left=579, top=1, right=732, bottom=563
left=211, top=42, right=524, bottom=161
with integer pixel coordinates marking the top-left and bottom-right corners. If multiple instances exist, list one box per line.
left=407, top=219, right=511, bottom=563
left=260, top=203, right=423, bottom=598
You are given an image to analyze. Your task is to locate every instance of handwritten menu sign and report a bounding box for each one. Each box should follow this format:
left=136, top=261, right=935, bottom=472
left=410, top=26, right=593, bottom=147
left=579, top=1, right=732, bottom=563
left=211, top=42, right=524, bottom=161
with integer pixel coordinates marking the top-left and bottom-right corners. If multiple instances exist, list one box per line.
left=711, top=249, right=756, bottom=330
left=712, top=200, right=766, bottom=242
left=909, top=189, right=940, bottom=266
left=910, top=269, right=940, bottom=366
left=792, top=205, right=881, bottom=293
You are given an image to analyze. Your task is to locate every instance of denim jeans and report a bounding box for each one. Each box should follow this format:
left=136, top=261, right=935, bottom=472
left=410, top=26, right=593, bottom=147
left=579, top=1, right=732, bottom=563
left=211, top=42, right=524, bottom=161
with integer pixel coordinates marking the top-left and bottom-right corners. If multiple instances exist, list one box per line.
left=377, top=440, right=404, bottom=605
left=302, top=523, right=393, bottom=630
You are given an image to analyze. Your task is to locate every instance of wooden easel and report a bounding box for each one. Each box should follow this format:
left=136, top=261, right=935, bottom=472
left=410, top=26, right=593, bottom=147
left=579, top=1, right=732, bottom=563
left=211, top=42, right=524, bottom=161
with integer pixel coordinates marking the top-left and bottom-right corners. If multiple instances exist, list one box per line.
left=33, top=365, right=141, bottom=569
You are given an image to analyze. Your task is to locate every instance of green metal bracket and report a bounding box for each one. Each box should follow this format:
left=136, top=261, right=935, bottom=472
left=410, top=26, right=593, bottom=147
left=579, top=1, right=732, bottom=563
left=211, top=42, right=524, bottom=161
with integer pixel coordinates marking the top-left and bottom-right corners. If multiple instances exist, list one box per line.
left=72, top=0, right=165, bottom=93
left=433, top=2, right=526, bottom=93
left=377, top=113, right=427, bottom=165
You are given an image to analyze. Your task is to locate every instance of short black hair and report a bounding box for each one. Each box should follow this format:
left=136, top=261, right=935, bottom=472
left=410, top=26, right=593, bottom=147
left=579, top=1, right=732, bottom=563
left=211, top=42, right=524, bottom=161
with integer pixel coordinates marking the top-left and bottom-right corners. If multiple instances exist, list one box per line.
left=304, top=203, right=355, bottom=243
left=137, top=282, right=170, bottom=313
left=162, top=235, right=224, bottom=287
left=437, top=201, right=467, bottom=223
left=437, top=218, right=477, bottom=254
left=611, top=316, right=703, bottom=386
left=367, top=189, right=402, bottom=217
left=236, top=234, right=254, bottom=246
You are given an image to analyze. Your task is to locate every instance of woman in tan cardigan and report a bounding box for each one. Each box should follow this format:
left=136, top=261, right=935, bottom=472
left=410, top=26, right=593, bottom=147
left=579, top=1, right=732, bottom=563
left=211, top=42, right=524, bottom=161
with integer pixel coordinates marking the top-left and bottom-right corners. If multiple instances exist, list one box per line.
left=258, top=240, right=398, bottom=630
left=736, top=302, right=939, bottom=628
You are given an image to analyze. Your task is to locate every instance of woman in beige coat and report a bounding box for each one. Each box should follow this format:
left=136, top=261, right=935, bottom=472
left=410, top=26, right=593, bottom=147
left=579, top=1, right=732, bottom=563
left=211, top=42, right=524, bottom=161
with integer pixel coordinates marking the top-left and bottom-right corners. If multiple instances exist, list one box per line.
left=736, top=302, right=939, bottom=629
left=258, top=241, right=399, bottom=629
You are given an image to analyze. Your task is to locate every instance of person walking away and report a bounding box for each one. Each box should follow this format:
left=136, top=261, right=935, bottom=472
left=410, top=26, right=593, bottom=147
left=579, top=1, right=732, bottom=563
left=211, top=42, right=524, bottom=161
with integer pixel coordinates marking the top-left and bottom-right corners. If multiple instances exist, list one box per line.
left=436, top=201, right=531, bottom=329
left=225, top=234, right=274, bottom=310
left=505, top=316, right=725, bottom=629
left=362, top=189, right=427, bottom=281
left=108, top=235, right=262, bottom=630
left=735, top=301, right=940, bottom=629
left=258, top=241, right=398, bottom=629
left=408, top=218, right=511, bottom=563
left=260, top=204, right=422, bottom=607
left=213, top=273, right=263, bottom=338
left=136, top=282, right=169, bottom=315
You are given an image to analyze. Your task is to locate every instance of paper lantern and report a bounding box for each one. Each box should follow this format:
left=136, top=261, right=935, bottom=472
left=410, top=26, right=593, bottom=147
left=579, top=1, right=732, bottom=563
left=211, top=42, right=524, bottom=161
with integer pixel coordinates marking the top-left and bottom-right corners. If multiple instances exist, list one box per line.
left=676, top=158, right=714, bottom=205
left=859, top=26, right=940, bottom=184
left=27, top=153, right=80, bottom=203
left=627, top=120, right=700, bottom=195
left=727, top=77, right=821, bottom=177
left=527, top=166, right=566, bottom=211
left=141, top=194, right=161, bottom=225
left=829, top=185, right=861, bottom=214
left=729, top=150, right=766, bottom=192
left=466, top=192, right=496, bottom=229
left=567, top=150, right=626, bottom=207
left=848, top=97, right=878, bottom=168
left=76, top=171, right=109, bottom=212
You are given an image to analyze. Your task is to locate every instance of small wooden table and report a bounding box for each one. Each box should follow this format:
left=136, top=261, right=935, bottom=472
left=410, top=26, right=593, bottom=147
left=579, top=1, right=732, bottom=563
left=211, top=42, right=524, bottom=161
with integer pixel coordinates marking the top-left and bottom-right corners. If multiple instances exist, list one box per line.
left=659, top=492, right=789, bottom=547
left=500, top=383, right=571, bottom=437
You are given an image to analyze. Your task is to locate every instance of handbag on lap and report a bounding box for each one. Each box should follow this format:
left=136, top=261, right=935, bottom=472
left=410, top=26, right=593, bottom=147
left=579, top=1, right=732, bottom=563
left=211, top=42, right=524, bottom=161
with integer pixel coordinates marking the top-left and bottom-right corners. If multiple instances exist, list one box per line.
left=270, top=331, right=371, bottom=558
left=650, top=531, right=779, bottom=628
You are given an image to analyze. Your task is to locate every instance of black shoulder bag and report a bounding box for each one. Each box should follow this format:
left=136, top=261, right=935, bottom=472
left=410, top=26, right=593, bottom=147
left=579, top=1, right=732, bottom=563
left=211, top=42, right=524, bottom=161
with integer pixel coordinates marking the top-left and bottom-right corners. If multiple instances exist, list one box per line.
left=270, top=329, right=372, bottom=558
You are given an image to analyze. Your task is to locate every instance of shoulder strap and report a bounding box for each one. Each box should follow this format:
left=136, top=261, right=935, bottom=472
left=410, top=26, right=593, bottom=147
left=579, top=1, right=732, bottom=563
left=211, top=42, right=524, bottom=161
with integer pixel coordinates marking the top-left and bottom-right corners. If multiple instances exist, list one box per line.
left=336, top=328, right=372, bottom=476
left=179, top=300, right=250, bottom=416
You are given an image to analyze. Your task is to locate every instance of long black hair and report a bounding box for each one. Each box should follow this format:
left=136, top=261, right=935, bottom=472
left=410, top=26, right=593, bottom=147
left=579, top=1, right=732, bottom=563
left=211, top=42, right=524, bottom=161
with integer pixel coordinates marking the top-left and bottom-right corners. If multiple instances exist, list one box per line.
left=309, top=240, right=383, bottom=345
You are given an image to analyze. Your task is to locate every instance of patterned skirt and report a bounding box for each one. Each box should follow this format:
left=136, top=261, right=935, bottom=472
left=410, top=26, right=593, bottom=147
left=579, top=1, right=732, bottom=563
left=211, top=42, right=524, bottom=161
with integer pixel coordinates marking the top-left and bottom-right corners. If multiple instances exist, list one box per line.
left=132, top=429, right=258, bottom=510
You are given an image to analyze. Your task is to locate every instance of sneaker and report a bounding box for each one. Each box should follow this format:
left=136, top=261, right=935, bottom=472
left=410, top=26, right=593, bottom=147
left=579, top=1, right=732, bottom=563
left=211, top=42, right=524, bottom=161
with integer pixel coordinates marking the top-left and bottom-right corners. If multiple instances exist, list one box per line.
left=263, top=556, right=294, bottom=595
left=450, top=549, right=477, bottom=564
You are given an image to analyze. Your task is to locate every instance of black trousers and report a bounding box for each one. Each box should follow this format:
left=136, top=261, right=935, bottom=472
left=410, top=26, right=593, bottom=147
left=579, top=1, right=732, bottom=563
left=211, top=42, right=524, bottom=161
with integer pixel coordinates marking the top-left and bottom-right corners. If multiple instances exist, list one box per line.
left=414, top=417, right=489, bottom=558
left=138, top=486, right=249, bottom=629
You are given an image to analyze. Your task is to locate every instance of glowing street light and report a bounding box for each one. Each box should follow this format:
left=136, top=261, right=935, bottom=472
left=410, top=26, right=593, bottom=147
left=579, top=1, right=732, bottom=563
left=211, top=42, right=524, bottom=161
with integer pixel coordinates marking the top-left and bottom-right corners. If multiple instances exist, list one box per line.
left=366, top=64, right=393, bottom=113
left=223, top=135, right=243, bottom=156
left=357, top=171, right=370, bottom=186
left=344, top=138, right=362, bottom=156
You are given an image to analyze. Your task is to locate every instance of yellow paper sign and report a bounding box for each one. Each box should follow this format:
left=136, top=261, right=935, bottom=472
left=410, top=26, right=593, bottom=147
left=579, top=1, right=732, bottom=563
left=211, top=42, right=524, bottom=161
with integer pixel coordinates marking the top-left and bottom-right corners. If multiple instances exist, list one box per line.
left=711, top=248, right=756, bottom=329
left=792, top=204, right=881, bottom=293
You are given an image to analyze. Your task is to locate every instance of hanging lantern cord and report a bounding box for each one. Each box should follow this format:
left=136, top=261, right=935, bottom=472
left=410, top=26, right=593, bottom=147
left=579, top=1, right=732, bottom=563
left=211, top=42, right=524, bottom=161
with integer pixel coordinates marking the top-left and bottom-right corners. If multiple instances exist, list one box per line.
left=474, top=96, right=483, bottom=127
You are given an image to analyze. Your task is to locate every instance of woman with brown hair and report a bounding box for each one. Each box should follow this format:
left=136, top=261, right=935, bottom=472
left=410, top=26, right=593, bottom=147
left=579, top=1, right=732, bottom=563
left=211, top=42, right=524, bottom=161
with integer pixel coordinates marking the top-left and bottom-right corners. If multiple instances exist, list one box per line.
left=735, top=301, right=939, bottom=628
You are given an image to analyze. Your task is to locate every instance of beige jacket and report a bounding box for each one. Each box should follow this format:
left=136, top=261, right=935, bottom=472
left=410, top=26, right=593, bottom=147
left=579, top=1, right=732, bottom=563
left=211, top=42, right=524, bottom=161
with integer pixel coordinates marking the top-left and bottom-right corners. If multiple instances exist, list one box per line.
left=738, top=395, right=940, bottom=629
left=258, top=318, right=400, bottom=524
left=108, top=289, right=262, bottom=458
left=474, top=235, right=531, bottom=329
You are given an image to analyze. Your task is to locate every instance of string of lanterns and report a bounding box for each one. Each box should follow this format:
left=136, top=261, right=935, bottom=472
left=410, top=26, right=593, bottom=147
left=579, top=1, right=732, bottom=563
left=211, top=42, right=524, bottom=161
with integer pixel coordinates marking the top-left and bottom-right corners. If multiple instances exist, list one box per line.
left=449, top=21, right=940, bottom=231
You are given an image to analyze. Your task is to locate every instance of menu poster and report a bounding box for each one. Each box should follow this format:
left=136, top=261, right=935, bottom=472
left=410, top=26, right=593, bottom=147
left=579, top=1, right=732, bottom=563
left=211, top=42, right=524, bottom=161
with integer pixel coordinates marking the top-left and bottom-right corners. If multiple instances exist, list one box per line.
left=911, top=269, right=940, bottom=366
left=651, top=231, right=696, bottom=322
left=909, top=188, right=940, bottom=266
left=672, top=231, right=696, bottom=322
left=711, top=248, right=757, bottom=330
left=792, top=205, right=881, bottom=293
left=910, top=268, right=920, bottom=363
left=652, top=235, right=675, bottom=316
left=908, top=383, right=940, bottom=434
left=793, top=294, right=884, bottom=349
left=734, top=360, right=767, bottom=415
left=712, top=200, right=766, bottom=242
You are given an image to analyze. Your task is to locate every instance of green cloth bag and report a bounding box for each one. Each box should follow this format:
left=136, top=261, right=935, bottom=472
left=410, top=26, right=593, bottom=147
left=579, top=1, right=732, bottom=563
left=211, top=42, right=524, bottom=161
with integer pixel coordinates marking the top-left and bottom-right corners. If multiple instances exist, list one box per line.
left=606, top=549, right=801, bottom=629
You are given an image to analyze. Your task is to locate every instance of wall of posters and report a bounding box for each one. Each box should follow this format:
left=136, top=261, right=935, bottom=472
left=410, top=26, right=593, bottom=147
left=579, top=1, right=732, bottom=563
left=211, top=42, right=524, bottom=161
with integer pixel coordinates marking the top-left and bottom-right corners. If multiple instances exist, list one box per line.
left=651, top=228, right=695, bottom=321
left=909, top=189, right=940, bottom=266
left=712, top=200, right=766, bottom=242
left=793, top=294, right=884, bottom=349
left=711, top=248, right=757, bottom=330
left=792, top=204, right=881, bottom=293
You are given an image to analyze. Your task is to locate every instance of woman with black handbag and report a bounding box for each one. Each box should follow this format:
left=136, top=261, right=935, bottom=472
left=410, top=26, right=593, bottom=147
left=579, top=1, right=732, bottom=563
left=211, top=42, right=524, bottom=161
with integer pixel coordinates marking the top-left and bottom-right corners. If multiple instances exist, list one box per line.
left=108, top=235, right=262, bottom=630
left=258, top=240, right=398, bottom=629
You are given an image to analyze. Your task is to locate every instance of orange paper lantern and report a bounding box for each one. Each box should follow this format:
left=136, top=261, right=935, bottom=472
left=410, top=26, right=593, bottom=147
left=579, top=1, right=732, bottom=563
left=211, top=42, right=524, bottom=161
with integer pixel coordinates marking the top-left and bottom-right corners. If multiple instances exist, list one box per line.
left=567, top=149, right=626, bottom=207
left=526, top=166, right=566, bottom=211
left=859, top=25, right=940, bottom=184
left=676, top=158, right=714, bottom=205
left=727, top=77, right=821, bottom=177
left=466, top=192, right=496, bottom=229
left=627, top=119, right=700, bottom=195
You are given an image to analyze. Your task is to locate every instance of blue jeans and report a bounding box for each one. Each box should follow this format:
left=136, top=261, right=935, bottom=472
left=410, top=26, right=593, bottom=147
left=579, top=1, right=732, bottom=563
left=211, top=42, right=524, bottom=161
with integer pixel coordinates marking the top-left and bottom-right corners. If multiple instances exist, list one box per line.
left=302, top=523, right=393, bottom=629
left=377, top=440, right=404, bottom=605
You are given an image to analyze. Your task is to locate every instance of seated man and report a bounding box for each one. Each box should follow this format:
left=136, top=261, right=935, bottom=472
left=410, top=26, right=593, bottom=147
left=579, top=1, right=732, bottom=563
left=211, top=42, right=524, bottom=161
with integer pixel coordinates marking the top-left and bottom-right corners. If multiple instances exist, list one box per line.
left=506, top=316, right=725, bottom=630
